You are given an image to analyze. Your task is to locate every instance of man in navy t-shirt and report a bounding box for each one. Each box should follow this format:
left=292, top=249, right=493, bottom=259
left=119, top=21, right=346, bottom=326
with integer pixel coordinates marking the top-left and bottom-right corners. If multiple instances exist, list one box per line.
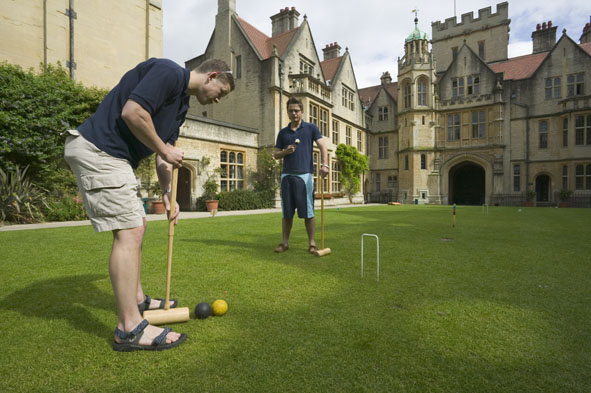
left=273, top=97, right=328, bottom=254
left=64, top=58, right=234, bottom=351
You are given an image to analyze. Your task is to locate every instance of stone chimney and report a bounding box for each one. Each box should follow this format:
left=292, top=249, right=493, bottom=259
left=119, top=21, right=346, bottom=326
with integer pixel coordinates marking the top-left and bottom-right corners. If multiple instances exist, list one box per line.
left=380, top=71, right=392, bottom=85
left=580, top=17, right=591, bottom=44
left=218, top=0, right=236, bottom=14
left=532, top=21, right=557, bottom=54
left=270, top=7, right=300, bottom=37
left=322, top=42, right=341, bottom=60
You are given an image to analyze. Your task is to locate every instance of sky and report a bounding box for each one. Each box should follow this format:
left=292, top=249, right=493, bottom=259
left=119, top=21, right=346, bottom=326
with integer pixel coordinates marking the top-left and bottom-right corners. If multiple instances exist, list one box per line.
left=163, top=1, right=590, bottom=89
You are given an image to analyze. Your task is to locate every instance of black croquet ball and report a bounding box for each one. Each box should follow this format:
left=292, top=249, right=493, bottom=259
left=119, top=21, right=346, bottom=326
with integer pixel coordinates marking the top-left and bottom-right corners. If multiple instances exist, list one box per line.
left=195, top=302, right=212, bottom=319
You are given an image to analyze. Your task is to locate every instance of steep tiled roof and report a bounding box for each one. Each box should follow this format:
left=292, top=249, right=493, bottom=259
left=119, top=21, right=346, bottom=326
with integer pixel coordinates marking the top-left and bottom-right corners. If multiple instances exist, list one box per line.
left=236, top=17, right=297, bottom=59
left=359, top=82, right=398, bottom=108
left=488, top=52, right=548, bottom=80
left=581, top=42, right=591, bottom=56
left=320, top=57, right=342, bottom=81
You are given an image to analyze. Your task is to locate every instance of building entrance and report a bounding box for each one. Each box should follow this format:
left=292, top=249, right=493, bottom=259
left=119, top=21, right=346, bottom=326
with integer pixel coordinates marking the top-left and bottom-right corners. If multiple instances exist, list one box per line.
left=178, top=166, right=192, bottom=211
left=535, top=175, right=550, bottom=202
left=449, top=162, right=485, bottom=205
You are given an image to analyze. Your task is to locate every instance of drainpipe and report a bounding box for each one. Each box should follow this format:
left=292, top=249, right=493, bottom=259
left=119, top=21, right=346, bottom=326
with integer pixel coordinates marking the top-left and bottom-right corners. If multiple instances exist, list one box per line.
left=512, top=100, right=530, bottom=194
left=66, top=0, right=77, bottom=80
left=43, top=0, right=47, bottom=67
left=279, top=62, right=284, bottom=128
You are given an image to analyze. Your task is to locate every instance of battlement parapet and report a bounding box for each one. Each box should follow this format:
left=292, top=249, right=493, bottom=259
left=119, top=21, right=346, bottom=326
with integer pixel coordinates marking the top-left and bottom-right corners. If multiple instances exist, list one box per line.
left=432, top=2, right=508, bottom=39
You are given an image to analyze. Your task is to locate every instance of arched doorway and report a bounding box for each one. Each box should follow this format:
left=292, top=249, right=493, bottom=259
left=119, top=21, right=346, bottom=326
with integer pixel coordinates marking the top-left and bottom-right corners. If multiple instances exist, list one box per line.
left=449, top=162, right=485, bottom=205
left=535, top=174, right=550, bottom=202
left=178, top=166, right=192, bottom=211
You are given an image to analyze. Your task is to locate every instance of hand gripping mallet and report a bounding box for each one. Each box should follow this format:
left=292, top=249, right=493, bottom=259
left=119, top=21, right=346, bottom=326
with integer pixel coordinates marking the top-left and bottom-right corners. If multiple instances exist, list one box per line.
left=314, top=175, right=332, bottom=257
left=144, top=167, right=190, bottom=324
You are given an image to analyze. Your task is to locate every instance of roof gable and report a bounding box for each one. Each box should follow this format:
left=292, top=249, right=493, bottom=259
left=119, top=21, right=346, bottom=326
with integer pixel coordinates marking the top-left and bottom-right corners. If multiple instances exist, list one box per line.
left=439, top=43, right=498, bottom=82
left=488, top=34, right=591, bottom=81
left=359, top=82, right=398, bottom=111
left=320, top=56, right=342, bottom=82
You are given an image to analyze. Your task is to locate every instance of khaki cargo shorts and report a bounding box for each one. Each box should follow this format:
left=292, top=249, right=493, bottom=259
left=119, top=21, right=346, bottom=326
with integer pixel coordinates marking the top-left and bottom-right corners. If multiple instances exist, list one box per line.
left=63, top=130, right=146, bottom=232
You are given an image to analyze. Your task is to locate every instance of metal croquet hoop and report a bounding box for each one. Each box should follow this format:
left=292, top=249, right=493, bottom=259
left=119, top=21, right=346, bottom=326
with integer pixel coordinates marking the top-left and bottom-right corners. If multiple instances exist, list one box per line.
left=361, top=233, right=380, bottom=281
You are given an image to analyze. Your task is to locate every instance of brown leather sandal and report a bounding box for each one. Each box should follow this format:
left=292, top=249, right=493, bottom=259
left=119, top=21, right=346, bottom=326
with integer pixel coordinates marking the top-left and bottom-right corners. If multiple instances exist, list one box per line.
left=274, top=243, right=289, bottom=253
left=308, top=245, right=318, bottom=254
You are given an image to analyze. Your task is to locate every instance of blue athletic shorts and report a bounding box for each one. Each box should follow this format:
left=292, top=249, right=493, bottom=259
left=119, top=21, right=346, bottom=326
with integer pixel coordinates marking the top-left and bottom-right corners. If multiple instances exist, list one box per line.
left=280, top=173, right=315, bottom=219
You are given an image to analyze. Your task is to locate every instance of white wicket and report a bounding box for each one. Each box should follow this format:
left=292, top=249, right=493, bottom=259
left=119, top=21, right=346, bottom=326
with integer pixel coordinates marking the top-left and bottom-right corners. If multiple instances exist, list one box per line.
left=361, top=233, right=380, bottom=281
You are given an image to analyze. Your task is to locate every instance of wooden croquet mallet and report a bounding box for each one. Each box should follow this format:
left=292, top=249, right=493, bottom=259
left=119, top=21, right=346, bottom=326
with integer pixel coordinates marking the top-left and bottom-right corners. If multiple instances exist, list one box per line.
left=314, top=176, right=332, bottom=257
left=144, top=167, right=190, bottom=325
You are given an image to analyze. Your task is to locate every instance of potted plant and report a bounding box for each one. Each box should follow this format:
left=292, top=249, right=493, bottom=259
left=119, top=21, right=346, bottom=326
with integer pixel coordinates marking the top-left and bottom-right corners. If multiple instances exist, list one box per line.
left=200, top=157, right=221, bottom=212
left=136, top=155, right=166, bottom=214
left=558, top=189, right=572, bottom=208
left=524, top=189, right=535, bottom=207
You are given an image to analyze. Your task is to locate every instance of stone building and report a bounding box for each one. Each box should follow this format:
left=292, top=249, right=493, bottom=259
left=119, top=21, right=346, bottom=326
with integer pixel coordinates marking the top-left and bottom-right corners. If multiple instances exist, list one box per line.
left=362, top=3, right=591, bottom=206
left=177, top=0, right=367, bottom=208
left=0, top=0, right=162, bottom=89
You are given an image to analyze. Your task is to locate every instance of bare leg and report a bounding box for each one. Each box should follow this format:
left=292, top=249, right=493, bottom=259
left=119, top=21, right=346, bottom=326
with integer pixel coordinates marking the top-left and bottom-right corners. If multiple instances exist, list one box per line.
left=305, top=217, right=316, bottom=248
left=134, top=218, right=172, bottom=309
left=110, top=226, right=181, bottom=345
left=281, top=218, right=293, bottom=247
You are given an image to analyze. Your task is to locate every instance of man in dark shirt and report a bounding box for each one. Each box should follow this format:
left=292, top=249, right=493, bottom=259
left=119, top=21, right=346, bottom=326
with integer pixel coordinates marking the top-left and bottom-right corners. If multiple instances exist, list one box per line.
left=64, top=58, right=234, bottom=351
left=273, top=97, right=328, bottom=254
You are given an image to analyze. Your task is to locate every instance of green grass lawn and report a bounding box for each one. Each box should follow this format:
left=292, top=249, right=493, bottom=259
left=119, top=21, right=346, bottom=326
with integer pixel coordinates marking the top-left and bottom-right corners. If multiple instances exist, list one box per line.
left=1, top=205, right=590, bottom=392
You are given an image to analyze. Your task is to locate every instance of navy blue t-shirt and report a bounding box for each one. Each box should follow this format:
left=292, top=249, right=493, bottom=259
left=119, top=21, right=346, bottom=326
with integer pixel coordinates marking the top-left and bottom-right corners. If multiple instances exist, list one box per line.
left=78, top=58, right=190, bottom=168
left=275, top=121, right=323, bottom=174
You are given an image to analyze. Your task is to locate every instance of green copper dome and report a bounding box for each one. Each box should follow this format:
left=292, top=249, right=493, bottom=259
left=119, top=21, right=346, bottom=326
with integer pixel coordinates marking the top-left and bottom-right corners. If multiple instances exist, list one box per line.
left=405, top=18, right=429, bottom=42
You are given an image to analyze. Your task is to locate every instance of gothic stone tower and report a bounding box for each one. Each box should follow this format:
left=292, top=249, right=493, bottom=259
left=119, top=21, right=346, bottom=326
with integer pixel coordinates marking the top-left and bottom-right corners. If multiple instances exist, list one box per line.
left=397, top=15, right=440, bottom=204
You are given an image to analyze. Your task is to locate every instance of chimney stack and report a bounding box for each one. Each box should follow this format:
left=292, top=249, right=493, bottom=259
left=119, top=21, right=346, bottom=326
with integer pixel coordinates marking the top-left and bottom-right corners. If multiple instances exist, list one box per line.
left=532, top=21, right=557, bottom=54
left=270, top=7, right=300, bottom=37
left=322, top=42, right=341, bottom=60
left=580, top=16, right=591, bottom=43
left=380, top=71, right=392, bottom=85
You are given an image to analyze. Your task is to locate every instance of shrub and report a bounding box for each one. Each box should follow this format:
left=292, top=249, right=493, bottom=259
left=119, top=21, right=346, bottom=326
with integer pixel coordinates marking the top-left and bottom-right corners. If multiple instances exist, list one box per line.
left=44, top=194, right=88, bottom=222
left=0, top=165, right=49, bottom=224
left=195, top=189, right=273, bottom=212
left=249, top=149, right=281, bottom=193
left=0, top=62, right=107, bottom=193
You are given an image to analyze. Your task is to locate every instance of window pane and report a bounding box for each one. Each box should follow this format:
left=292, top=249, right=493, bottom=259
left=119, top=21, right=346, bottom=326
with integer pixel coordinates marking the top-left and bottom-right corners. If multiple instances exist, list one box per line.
left=229, top=152, right=235, bottom=163
left=220, top=151, right=227, bottom=162
left=237, top=153, right=243, bottom=164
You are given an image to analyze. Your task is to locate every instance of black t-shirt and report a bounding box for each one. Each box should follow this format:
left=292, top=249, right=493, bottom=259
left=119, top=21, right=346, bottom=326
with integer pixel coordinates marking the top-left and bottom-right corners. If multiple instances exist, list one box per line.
left=78, top=58, right=190, bottom=168
left=275, top=121, right=322, bottom=174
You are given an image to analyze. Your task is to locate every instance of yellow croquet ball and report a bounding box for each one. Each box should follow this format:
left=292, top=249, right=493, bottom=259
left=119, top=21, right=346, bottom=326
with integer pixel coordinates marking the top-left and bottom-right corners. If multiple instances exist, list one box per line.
left=212, top=299, right=228, bottom=316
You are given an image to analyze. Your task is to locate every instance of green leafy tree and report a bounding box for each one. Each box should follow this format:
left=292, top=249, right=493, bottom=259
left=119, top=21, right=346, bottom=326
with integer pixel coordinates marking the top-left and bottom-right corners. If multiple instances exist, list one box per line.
left=335, top=143, right=368, bottom=203
left=0, top=62, right=107, bottom=194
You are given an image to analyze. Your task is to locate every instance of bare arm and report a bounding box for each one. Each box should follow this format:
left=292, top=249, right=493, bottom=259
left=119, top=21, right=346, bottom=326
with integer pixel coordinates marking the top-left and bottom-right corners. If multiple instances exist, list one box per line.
left=155, top=155, right=180, bottom=222
left=121, top=99, right=183, bottom=167
left=316, top=137, right=329, bottom=177
left=272, top=145, right=296, bottom=160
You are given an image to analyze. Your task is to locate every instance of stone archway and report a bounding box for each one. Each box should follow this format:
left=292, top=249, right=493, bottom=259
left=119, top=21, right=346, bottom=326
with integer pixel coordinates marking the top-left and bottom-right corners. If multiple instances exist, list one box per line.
left=449, top=162, right=486, bottom=205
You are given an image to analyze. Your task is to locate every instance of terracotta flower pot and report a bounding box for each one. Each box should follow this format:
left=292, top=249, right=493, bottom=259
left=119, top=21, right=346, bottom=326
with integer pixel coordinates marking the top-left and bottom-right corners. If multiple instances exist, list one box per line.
left=205, top=200, right=219, bottom=212
left=152, top=200, right=165, bottom=214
